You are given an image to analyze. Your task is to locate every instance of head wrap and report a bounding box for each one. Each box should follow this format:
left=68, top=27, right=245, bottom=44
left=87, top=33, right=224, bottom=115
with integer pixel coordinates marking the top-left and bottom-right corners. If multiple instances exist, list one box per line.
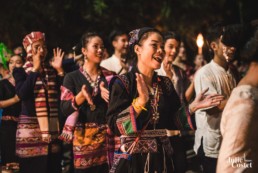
left=128, top=27, right=161, bottom=52
left=0, top=43, right=12, bottom=69
left=22, top=31, right=45, bottom=60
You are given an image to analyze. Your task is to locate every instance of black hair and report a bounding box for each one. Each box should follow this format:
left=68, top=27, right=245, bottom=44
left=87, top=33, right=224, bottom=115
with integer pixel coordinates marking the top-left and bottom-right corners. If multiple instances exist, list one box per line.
left=206, top=23, right=224, bottom=46
left=107, top=30, right=128, bottom=55
left=81, top=32, right=102, bottom=48
left=128, top=27, right=163, bottom=65
left=163, top=31, right=181, bottom=44
left=222, top=24, right=252, bottom=49
left=72, top=42, right=82, bottom=56
left=206, top=23, right=224, bottom=58
left=6, top=54, right=25, bottom=69
left=109, top=30, right=128, bottom=43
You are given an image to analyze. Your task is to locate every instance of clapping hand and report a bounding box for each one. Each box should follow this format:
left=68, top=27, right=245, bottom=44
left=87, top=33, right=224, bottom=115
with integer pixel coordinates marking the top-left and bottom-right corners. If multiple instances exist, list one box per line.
left=100, top=82, right=109, bottom=103
left=81, top=85, right=93, bottom=106
left=135, top=73, right=149, bottom=106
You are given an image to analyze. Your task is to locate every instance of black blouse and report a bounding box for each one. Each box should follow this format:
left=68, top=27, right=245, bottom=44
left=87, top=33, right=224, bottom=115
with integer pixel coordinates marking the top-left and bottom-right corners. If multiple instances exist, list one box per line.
left=107, top=67, right=182, bottom=136
left=60, top=69, right=108, bottom=124
left=0, top=79, right=21, bottom=117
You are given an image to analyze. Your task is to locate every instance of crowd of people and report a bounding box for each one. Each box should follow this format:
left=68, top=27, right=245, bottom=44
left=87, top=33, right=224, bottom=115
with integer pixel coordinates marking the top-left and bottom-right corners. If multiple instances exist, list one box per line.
left=0, top=20, right=258, bottom=173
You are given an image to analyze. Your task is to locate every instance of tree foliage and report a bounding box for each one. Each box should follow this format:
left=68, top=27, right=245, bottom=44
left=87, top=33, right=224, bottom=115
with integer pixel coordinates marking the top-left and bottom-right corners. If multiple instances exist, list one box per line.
left=0, top=0, right=257, bottom=59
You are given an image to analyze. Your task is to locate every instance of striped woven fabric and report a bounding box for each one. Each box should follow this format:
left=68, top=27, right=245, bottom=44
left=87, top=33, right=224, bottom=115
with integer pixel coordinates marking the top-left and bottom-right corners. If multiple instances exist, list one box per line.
left=23, top=61, right=59, bottom=140
left=16, top=115, right=48, bottom=158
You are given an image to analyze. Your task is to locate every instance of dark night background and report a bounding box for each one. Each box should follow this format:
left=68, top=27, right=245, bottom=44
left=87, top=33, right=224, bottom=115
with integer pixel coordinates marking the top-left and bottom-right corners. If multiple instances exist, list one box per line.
left=0, top=0, right=257, bottom=62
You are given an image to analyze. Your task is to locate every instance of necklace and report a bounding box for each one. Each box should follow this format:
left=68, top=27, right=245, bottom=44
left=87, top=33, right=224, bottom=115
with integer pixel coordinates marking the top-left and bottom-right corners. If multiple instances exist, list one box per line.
left=82, top=67, right=101, bottom=111
left=149, top=80, right=161, bottom=129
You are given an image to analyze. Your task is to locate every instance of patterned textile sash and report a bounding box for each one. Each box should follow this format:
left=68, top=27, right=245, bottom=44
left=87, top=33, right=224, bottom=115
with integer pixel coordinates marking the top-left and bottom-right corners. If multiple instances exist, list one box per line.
left=120, top=129, right=181, bottom=138
left=73, top=122, right=108, bottom=169
left=16, top=115, right=48, bottom=158
left=58, top=110, right=79, bottom=143
left=23, top=61, right=59, bottom=137
left=1, top=115, right=19, bottom=122
left=106, top=128, right=121, bottom=169
left=120, top=130, right=164, bottom=154
left=110, top=135, right=174, bottom=173
left=119, top=129, right=179, bottom=154
left=121, top=138, right=158, bottom=154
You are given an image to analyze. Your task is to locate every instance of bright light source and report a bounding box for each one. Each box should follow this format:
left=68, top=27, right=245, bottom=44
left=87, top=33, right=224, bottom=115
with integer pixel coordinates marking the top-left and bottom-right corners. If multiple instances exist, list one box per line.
left=196, top=33, right=204, bottom=54
left=196, top=33, right=204, bottom=48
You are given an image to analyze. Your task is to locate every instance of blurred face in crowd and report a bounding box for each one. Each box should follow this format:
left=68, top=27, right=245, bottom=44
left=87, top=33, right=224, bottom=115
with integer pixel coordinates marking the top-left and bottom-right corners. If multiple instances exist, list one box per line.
left=9, top=55, right=24, bottom=73
left=135, top=32, right=165, bottom=70
left=113, top=34, right=129, bottom=55
left=31, top=39, right=48, bottom=61
left=164, top=38, right=179, bottom=64
left=0, top=64, right=9, bottom=78
left=221, top=40, right=236, bottom=62
left=82, top=36, right=104, bottom=64
left=13, top=46, right=23, bottom=55
left=214, top=36, right=236, bottom=63
left=177, top=42, right=187, bottom=61
left=194, top=54, right=206, bottom=67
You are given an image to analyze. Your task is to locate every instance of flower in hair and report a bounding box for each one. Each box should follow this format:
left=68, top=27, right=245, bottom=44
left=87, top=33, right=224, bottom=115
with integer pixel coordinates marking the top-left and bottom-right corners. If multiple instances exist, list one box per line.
left=129, top=29, right=140, bottom=47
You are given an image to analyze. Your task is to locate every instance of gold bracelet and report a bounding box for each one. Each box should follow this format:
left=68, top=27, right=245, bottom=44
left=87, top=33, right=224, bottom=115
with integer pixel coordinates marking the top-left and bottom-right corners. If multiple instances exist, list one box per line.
left=132, top=98, right=147, bottom=111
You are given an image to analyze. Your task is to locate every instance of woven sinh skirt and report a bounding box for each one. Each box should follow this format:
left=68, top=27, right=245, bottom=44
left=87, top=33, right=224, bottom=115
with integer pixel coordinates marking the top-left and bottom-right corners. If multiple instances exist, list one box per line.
left=73, top=122, right=108, bottom=170
left=16, top=115, right=48, bottom=158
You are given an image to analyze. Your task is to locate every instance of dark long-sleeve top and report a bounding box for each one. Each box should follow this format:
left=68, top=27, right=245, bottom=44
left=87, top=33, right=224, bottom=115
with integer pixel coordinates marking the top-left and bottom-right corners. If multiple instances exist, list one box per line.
left=107, top=67, right=185, bottom=136
left=60, top=69, right=108, bottom=124
left=0, top=79, right=21, bottom=117
left=12, top=67, right=63, bottom=116
left=172, top=64, right=190, bottom=103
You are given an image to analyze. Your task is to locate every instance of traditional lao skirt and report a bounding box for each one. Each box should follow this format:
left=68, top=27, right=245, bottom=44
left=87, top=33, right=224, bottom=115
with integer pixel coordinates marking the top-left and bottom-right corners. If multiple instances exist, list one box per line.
left=73, top=122, right=108, bottom=169
left=16, top=115, right=48, bottom=158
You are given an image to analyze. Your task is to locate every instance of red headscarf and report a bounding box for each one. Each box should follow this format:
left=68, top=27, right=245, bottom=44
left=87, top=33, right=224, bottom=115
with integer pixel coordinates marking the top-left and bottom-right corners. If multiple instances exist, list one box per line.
left=22, top=31, right=45, bottom=60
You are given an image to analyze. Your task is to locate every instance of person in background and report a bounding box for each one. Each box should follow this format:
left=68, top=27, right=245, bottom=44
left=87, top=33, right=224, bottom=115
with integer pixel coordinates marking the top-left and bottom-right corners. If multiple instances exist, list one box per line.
left=193, top=24, right=239, bottom=173
left=0, top=54, right=24, bottom=170
left=13, top=31, right=64, bottom=173
left=156, top=31, right=194, bottom=172
left=62, top=47, right=80, bottom=74
left=217, top=23, right=258, bottom=173
left=173, top=41, right=193, bottom=78
left=13, top=44, right=26, bottom=58
left=0, top=63, right=9, bottom=80
left=100, top=30, right=130, bottom=75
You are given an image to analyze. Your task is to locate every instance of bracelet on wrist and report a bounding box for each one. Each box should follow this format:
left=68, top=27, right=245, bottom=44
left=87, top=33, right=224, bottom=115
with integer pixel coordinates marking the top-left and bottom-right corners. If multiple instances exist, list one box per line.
left=132, top=98, right=147, bottom=111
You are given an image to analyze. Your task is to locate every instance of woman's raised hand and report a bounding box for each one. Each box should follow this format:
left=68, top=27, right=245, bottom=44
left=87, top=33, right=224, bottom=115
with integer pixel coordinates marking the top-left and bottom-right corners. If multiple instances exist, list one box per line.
left=51, top=47, right=64, bottom=72
left=32, top=47, right=42, bottom=71
left=135, top=73, right=149, bottom=106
